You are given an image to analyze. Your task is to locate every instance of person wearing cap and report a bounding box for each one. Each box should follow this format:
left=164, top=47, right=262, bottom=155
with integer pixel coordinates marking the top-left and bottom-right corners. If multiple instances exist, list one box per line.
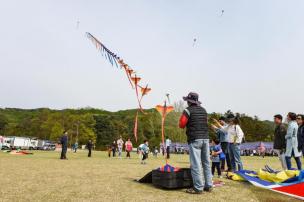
left=179, top=92, right=212, bottom=194
left=211, top=116, right=232, bottom=172
left=273, top=114, right=287, bottom=170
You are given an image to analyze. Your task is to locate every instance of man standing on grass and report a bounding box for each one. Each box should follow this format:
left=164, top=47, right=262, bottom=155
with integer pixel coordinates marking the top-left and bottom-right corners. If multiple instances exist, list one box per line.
left=165, top=137, right=172, bottom=159
left=273, top=114, right=287, bottom=170
left=60, top=131, right=68, bottom=160
left=87, top=140, right=93, bottom=157
left=179, top=92, right=212, bottom=194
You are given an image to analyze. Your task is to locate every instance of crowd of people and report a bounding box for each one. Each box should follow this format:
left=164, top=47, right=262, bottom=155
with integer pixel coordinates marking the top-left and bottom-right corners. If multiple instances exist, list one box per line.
left=54, top=91, right=304, bottom=195
left=178, top=92, right=304, bottom=194
left=108, top=136, right=134, bottom=158
left=273, top=113, right=304, bottom=170
left=107, top=137, right=152, bottom=164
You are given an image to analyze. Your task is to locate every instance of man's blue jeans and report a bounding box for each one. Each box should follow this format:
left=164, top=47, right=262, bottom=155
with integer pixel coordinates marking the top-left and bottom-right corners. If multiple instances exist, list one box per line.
left=189, top=139, right=213, bottom=191
left=228, top=143, right=243, bottom=172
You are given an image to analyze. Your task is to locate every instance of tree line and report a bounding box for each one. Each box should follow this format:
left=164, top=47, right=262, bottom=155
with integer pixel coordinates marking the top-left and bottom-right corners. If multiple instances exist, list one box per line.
left=0, top=107, right=275, bottom=150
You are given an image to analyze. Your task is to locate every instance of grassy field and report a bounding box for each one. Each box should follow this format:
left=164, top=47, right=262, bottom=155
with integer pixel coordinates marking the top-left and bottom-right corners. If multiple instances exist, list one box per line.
left=0, top=150, right=301, bottom=202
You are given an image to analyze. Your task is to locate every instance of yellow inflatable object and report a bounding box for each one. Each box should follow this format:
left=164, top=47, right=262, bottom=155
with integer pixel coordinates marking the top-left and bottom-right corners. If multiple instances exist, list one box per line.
left=257, top=169, right=300, bottom=183
left=285, top=170, right=300, bottom=178
left=227, top=172, right=246, bottom=181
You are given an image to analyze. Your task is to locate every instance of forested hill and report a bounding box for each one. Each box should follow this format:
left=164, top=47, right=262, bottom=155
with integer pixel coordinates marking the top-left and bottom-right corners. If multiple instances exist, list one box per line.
left=0, top=108, right=275, bottom=149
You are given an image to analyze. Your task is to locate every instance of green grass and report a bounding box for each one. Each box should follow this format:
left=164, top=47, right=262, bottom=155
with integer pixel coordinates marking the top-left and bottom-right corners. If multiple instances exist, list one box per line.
left=0, top=150, right=301, bottom=202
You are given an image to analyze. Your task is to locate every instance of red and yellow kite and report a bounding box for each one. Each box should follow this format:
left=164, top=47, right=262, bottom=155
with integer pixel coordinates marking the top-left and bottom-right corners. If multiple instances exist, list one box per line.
left=86, top=32, right=151, bottom=142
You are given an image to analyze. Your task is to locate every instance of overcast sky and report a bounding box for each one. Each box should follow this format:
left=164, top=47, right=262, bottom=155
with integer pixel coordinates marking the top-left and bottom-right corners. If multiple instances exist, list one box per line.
left=0, top=0, right=303, bottom=120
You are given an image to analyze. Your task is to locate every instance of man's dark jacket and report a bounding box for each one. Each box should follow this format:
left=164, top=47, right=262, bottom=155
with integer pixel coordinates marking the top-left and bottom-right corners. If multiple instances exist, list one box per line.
left=273, top=124, right=287, bottom=150
left=297, top=125, right=304, bottom=151
left=185, top=105, right=209, bottom=143
left=87, top=142, right=93, bottom=150
left=60, top=135, right=68, bottom=148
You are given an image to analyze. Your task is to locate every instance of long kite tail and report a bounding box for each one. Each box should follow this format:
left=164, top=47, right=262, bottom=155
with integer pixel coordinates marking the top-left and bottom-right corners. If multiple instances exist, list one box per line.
left=125, top=69, right=135, bottom=88
left=161, top=117, right=165, bottom=146
left=135, top=85, right=145, bottom=113
left=134, top=110, right=139, bottom=142
left=86, top=33, right=151, bottom=143
left=86, top=32, right=119, bottom=67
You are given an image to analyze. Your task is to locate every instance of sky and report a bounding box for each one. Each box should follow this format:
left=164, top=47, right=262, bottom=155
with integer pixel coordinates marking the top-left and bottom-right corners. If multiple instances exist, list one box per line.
left=0, top=0, right=303, bottom=120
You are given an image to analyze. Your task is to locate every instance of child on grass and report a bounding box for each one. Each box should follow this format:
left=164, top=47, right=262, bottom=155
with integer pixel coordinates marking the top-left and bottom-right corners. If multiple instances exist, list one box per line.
left=138, top=140, right=149, bottom=164
left=210, top=139, right=224, bottom=178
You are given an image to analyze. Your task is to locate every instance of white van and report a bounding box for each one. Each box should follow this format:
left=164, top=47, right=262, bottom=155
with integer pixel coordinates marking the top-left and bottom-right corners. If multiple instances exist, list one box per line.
left=30, top=139, right=39, bottom=150
left=2, top=137, right=12, bottom=150
left=9, top=137, right=31, bottom=150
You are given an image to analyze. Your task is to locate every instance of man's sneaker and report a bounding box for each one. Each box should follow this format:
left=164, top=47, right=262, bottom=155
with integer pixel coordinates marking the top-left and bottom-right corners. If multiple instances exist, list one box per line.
left=203, top=187, right=213, bottom=192
left=186, top=188, right=203, bottom=195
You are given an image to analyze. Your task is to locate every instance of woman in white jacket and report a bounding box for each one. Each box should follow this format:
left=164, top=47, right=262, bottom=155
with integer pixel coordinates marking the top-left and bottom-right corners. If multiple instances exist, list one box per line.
left=285, top=112, right=302, bottom=170
left=213, top=115, right=244, bottom=172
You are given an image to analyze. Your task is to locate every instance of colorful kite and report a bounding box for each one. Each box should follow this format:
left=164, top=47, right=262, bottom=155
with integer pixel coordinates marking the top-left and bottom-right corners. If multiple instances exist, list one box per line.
left=155, top=101, right=174, bottom=162
left=192, top=38, right=197, bottom=47
left=235, top=169, right=304, bottom=200
left=86, top=32, right=151, bottom=142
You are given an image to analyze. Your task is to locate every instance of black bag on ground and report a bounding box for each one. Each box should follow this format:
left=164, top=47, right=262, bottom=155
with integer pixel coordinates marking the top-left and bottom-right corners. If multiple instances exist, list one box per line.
left=152, top=168, right=193, bottom=189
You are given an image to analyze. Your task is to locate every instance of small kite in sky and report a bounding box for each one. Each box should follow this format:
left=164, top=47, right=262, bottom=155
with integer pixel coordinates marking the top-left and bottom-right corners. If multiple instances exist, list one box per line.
left=166, top=93, right=171, bottom=104
left=76, top=20, right=80, bottom=29
left=192, top=38, right=197, bottom=47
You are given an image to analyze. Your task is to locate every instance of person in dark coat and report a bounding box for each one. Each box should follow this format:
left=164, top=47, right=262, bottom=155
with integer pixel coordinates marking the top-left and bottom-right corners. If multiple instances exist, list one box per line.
left=87, top=140, right=93, bottom=157
left=273, top=114, right=287, bottom=169
left=60, top=131, right=68, bottom=160
left=296, top=115, right=304, bottom=155
left=111, top=141, right=117, bottom=157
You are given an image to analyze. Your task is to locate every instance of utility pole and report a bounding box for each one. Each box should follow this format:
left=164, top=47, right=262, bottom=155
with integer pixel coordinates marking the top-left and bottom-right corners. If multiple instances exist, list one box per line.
left=75, top=121, right=80, bottom=143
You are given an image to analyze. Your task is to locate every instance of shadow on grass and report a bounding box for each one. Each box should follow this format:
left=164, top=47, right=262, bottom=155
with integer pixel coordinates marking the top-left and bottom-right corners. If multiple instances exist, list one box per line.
left=126, top=177, right=188, bottom=194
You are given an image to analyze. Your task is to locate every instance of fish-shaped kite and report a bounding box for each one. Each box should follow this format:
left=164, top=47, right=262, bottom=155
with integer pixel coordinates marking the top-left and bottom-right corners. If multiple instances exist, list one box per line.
left=156, top=101, right=174, bottom=148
